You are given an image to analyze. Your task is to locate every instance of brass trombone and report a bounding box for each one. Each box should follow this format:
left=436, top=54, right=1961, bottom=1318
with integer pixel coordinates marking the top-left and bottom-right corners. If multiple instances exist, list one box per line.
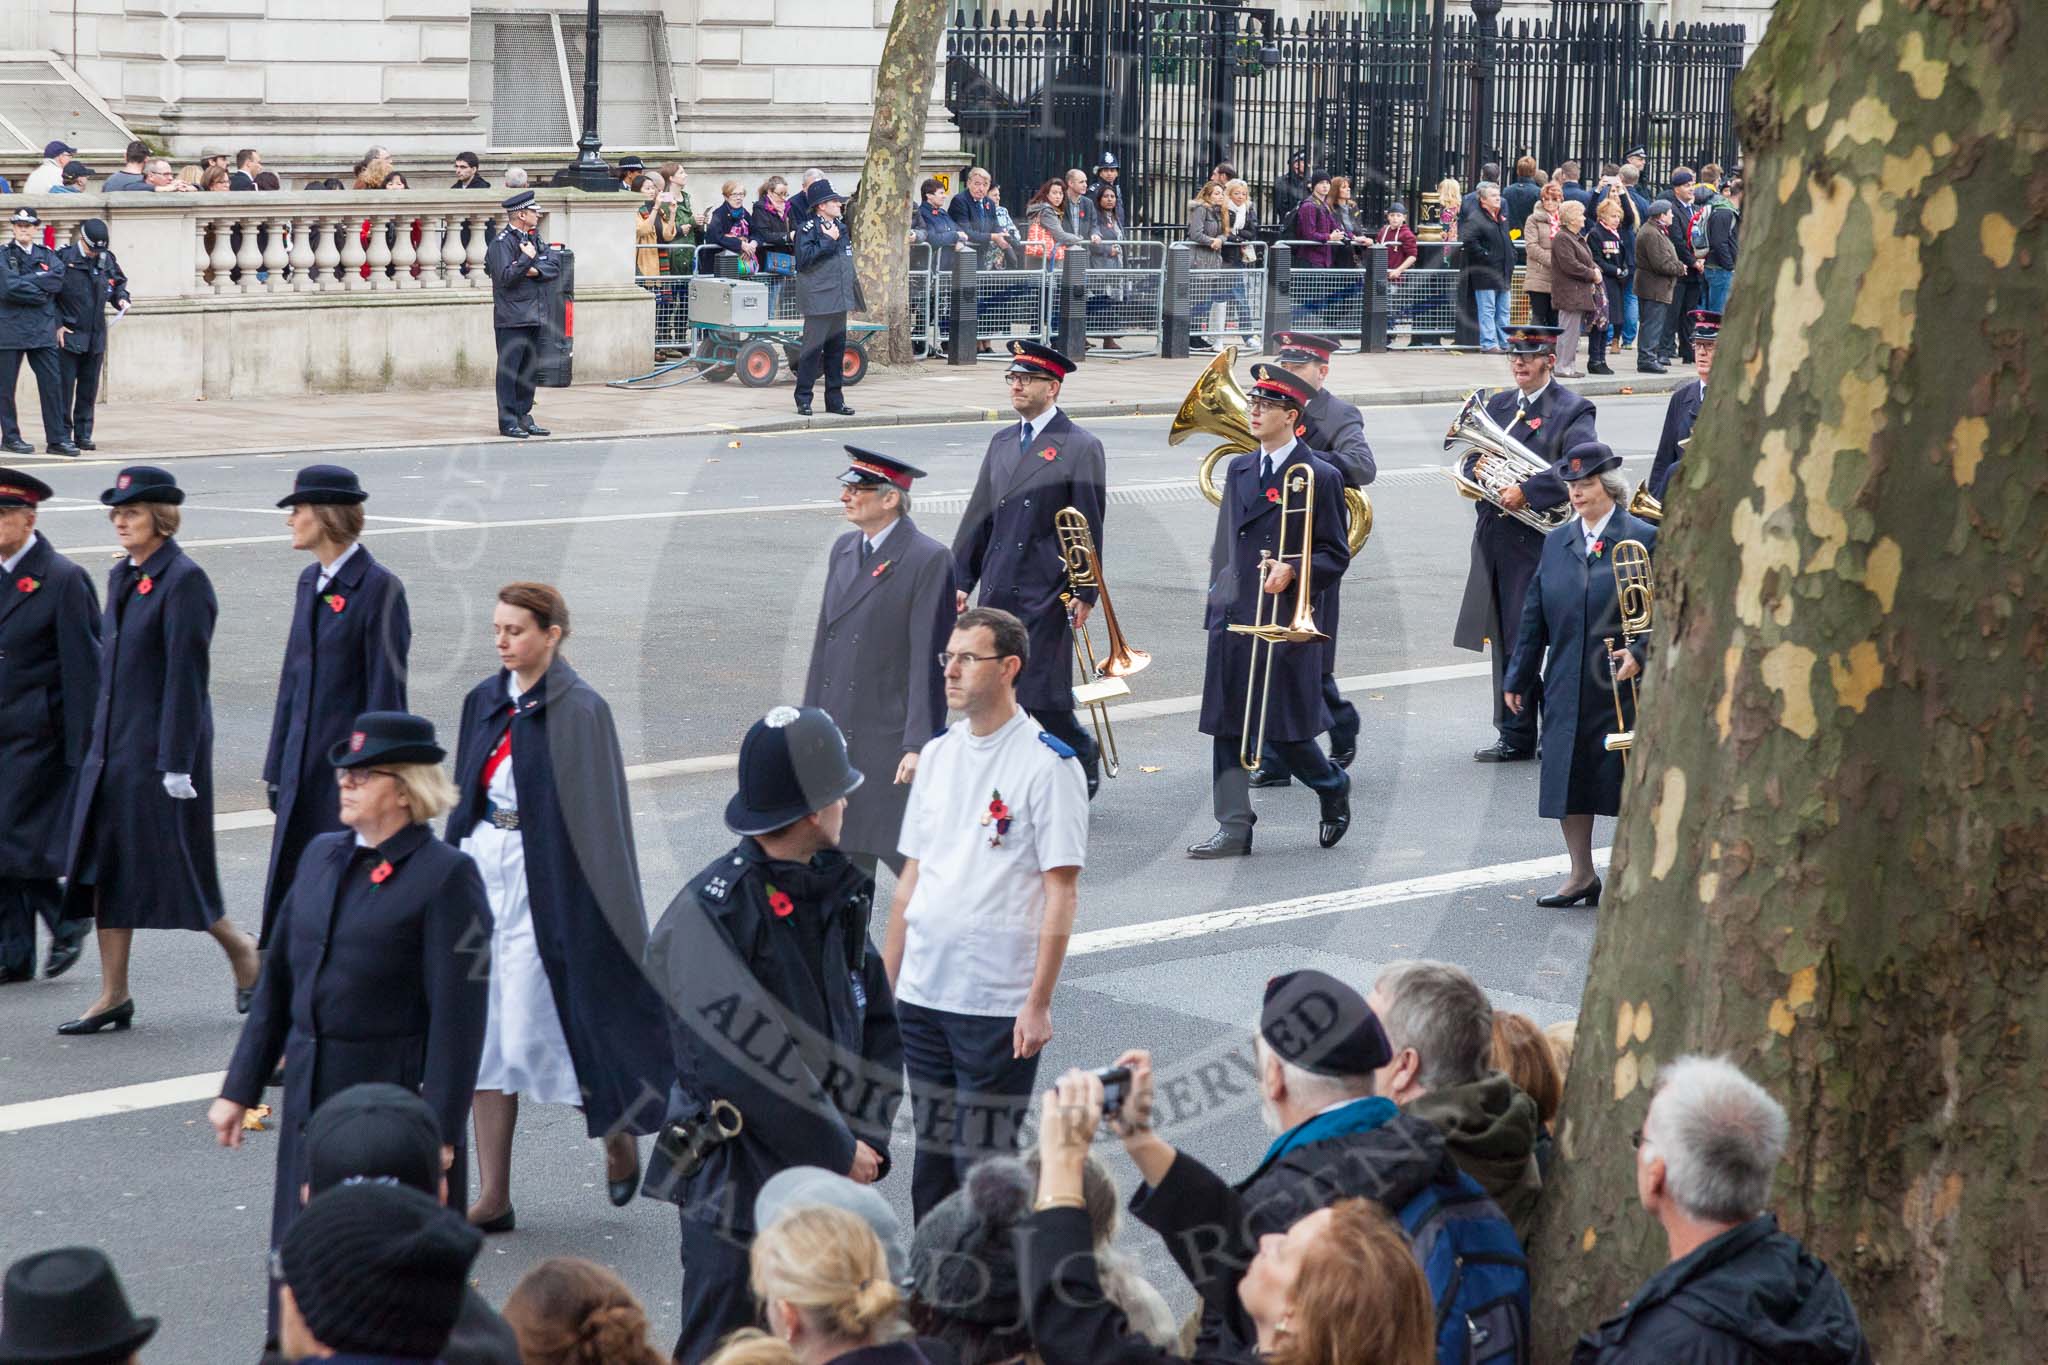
left=1227, top=465, right=1327, bottom=770
left=1603, top=539, right=1654, bottom=754
left=1056, top=507, right=1149, bottom=779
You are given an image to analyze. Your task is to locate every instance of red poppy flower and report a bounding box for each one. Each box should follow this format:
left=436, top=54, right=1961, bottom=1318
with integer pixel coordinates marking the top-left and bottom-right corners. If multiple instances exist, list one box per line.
left=1040, top=446, right=1058, bottom=461
left=1526, top=417, right=1544, bottom=431
left=767, top=885, right=795, bottom=918
left=1295, top=424, right=1307, bottom=438
left=989, top=799, right=1011, bottom=821
left=324, top=593, right=346, bottom=613
left=1265, top=487, right=1281, bottom=504
left=14, top=576, right=36, bottom=594
left=870, top=558, right=891, bottom=579
left=1592, top=539, right=1606, bottom=556
left=136, top=574, right=154, bottom=595
left=370, top=860, right=394, bottom=885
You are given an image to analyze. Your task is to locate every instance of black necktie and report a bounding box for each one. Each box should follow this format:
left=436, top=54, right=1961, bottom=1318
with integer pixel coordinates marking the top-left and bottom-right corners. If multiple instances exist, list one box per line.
left=859, top=540, right=873, bottom=568
left=1019, top=422, right=1031, bottom=459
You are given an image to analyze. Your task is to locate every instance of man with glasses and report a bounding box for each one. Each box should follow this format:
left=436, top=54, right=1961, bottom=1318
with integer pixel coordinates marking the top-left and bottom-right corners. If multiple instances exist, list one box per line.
left=882, top=606, right=1089, bottom=1219
left=132, top=158, right=194, bottom=194
left=953, top=340, right=1109, bottom=797
left=803, top=446, right=957, bottom=876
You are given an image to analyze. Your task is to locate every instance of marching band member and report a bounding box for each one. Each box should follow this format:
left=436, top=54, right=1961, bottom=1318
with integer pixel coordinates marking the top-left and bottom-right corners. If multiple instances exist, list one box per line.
left=1188, top=365, right=1352, bottom=859
left=953, top=341, right=1109, bottom=797
left=1252, top=330, right=1375, bottom=784
left=1503, top=443, right=1657, bottom=907
left=1646, top=309, right=1717, bottom=500
left=258, top=465, right=411, bottom=949
left=1453, top=325, right=1598, bottom=764
left=802, top=447, right=956, bottom=876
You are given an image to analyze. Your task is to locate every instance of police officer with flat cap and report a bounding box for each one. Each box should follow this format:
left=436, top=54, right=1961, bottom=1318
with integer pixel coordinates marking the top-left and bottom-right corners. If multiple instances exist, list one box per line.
left=953, top=341, right=1109, bottom=795
left=52, top=218, right=128, bottom=454
left=1190, top=364, right=1351, bottom=858
left=0, top=468, right=100, bottom=982
left=1, top=206, right=72, bottom=456
left=486, top=190, right=559, bottom=439
left=1251, top=331, right=1375, bottom=784
left=1646, top=309, right=1718, bottom=500
left=1453, top=324, right=1598, bottom=763
left=644, top=706, right=903, bottom=1365
left=803, top=447, right=957, bottom=876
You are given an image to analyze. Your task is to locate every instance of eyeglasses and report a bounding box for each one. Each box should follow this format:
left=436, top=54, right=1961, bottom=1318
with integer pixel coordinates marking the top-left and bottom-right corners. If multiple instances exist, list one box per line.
left=1246, top=397, right=1284, bottom=412
left=1004, top=374, right=1049, bottom=387
left=936, top=651, right=1011, bottom=669
left=335, top=767, right=399, bottom=787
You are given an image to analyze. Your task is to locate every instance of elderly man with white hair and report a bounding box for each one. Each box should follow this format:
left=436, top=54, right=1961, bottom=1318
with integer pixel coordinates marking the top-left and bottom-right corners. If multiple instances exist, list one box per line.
left=1573, top=1056, right=1871, bottom=1363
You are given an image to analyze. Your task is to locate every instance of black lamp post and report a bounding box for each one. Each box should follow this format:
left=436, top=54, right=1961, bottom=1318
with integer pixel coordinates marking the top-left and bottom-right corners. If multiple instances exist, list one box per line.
left=556, top=0, right=617, bottom=191
left=1467, top=0, right=1504, bottom=179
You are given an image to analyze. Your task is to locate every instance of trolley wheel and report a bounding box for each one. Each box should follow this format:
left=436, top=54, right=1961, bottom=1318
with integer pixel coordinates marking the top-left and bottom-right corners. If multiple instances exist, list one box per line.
left=841, top=342, right=869, bottom=387
left=736, top=340, right=781, bottom=388
left=698, top=352, right=733, bottom=382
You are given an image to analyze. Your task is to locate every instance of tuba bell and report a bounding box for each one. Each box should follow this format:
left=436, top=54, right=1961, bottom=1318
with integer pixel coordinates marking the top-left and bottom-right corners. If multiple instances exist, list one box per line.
left=1442, top=389, right=1572, bottom=533
left=1056, top=507, right=1148, bottom=779
left=1626, top=481, right=1664, bottom=525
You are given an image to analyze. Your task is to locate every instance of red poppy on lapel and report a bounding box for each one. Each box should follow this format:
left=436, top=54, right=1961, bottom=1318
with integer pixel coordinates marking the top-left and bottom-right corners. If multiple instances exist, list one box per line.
left=980, top=790, right=1013, bottom=846
left=767, top=884, right=795, bottom=918
left=136, top=574, right=154, bottom=595
left=870, top=558, right=892, bottom=579
left=1526, top=416, right=1544, bottom=431
left=1295, top=424, right=1307, bottom=438
left=370, top=860, right=394, bottom=885
left=323, top=593, right=346, bottom=614
left=1265, top=487, right=1281, bottom=504
left=1039, top=445, right=1058, bottom=461
left=1591, top=539, right=1606, bottom=558
left=14, top=576, right=36, bottom=594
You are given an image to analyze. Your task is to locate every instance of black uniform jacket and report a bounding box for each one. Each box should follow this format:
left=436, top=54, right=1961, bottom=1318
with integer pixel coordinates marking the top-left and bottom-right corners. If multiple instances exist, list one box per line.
left=259, top=547, right=411, bottom=942
left=1198, top=442, right=1349, bottom=743
left=0, top=241, right=63, bottom=349
left=62, top=539, right=224, bottom=929
left=222, top=825, right=492, bottom=1261
left=1646, top=378, right=1703, bottom=499
left=794, top=214, right=863, bottom=316
left=486, top=225, right=559, bottom=329
left=953, top=410, right=1108, bottom=711
left=642, top=840, right=904, bottom=1237
left=53, top=244, right=129, bottom=353
left=446, top=659, right=675, bottom=1136
left=1296, top=386, right=1376, bottom=673
left=0, top=533, right=100, bottom=880
left=802, top=516, right=955, bottom=858
left=1453, top=382, right=1598, bottom=653
left=1505, top=511, right=1657, bottom=819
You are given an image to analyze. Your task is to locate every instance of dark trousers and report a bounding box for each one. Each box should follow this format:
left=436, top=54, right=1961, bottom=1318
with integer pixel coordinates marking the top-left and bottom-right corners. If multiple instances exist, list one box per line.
left=0, top=346, right=64, bottom=445
left=493, top=325, right=539, bottom=427
left=1526, top=290, right=1556, bottom=327
left=1212, top=733, right=1344, bottom=835
left=674, top=1210, right=756, bottom=1365
left=1027, top=705, right=1100, bottom=784
left=1258, top=674, right=1358, bottom=771
left=795, top=311, right=847, bottom=405
left=0, top=878, right=63, bottom=977
left=1490, top=632, right=1540, bottom=752
left=1637, top=298, right=1670, bottom=366
left=898, top=1000, right=1040, bottom=1222
left=1669, top=276, right=1700, bottom=359
left=56, top=347, right=103, bottom=444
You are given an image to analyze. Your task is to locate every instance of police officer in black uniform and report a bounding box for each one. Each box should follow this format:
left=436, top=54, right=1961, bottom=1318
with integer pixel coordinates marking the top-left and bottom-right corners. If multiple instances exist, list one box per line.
left=51, top=218, right=128, bottom=454
left=644, top=706, right=905, bottom=1365
left=1646, top=309, right=1717, bottom=500
left=1, top=207, right=72, bottom=456
left=486, top=190, right=559, bottom=439
left=1251, top=332, right=1375, bottom=785
left=792, top=180, right=860, bottom=419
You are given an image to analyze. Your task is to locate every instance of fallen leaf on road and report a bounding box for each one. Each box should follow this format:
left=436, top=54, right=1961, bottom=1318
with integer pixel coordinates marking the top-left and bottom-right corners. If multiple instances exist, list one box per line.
left=1619, top=386, right=1635, bottom=395
left=727, top=440, right=743, bottom=448
left=1368, top=692, right=1386, bottom=701
left=243, top=1104, right=273, bottom=1132
left=1140, top=765, right=1163, bottom=773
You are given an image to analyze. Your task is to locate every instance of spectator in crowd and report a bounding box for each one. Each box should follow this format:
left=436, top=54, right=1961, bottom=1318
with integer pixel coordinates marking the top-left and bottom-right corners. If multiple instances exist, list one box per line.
left=199, top=146, right=231, bottom=179
left=1575, top=1057, right=1872, bottom=1363
left=634, top=177, right=666, bottom=278
left=1491, top=1012, right=1564, bottom=1179
left=1185, top=179, right=1227, bottom=269
left=0, top=1246, right=158, bottom=1365
left=275, top=1182, right=483, bottom=1365
left=1461, top=181, right=1517, bottom=353
left=351, top=159, right=386, bottom=191
left=1369, top=959, right=1545, bottom=1238
left=53, top=163, right=94, bottom=194
left=1376, top=201, right=1418, bottom=278
left=1209, top=162, right=1236, bottom=193
left=502, top=165, right=530, bottom=190
left=200, top=164, right=231, bottom=192
left=906, top=1158, right=1037, bottom=1364
left=751, top=174, right=798, bottom=271
left=655, top=167, right=700, bottom=273
left=1503, top=154, right=1545, bottom=234
left=1086, top=152, right=1123, bottom=226
left=1088, top=185, right=1126, bottom=350
left=747, top=1205, right=926, bottom=1365
left=1019, top=1146, right=1179, bottom=1346
left=386, top=171, right=412, bottom=191
left=1619, top=162, right=1652, bottom=221
left=1633, top=199, right=1684, bottom=373
left=986, top=184, right=1020, bottom=259
left=1025, top=177, right=1085, bottom=270
left=23, top=141, right=73, bottom=194
left=129, top=157, right=194, bottom=193
left=1547, top=1017, right=1577, bottom=1075
left=1025, top=1063, right=1440, bottom=1365
left=795, top=166, right=828, bottom=214
left=1222, top=177, right=1259, bottom=265
left=1549, top=198, right=1603, bottom=378
left=229, top=149, right=263, bottom=190
left=1521, top=178, right=1565, bottom=325
left=614, top=155, right=645, bottom=193
left=1588, top=196, right=1630, bottom=372
left=1328, top=174, right=1367, bottom=267
left=1698, top=173, right=1739, bottom=313
left=1292, top=171, right=1341, bottom=266
left=703, top=179, right=757, bottom=274
left=754, top=1167, right=909, bottom=1287
left=1433, top=176, right=1462, bottom=240
left=1063, top=167, right=1098, bottom=242
left=1609, top=169, right=1645, bottom=347
left=503, top=1259, right=667, bottom=1365
left=176, top=164, right=202, bottom=187
left=1462, top=161, right=1503, bottom=216
left=452, top=151, right=490, bottom=190
left=254, top=171, right=281, bottom=191
left=1554, top=158, right=1594, bottom=210
left=100, top=142, right=150, bottom=193
left=1273, top=148, right=1310, bottom=226
left=911, top=176, right=964, bottom=272
left=1664, top=167, right=1701, bottom=359
left=946, top=166, right=1011, bottom=268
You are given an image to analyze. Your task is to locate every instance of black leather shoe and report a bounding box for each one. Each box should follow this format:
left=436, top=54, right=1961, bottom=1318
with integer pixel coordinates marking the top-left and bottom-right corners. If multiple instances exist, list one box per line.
left=76, top=438, right=96, bottom=451
left=498, top=425, right=528, bottom=439
left=1247, top=767, right=1293, bottom=789
left=1186, top=829, right=1253, bottom=859
left=470, top=1207, right=516, bottom=1235
left=1331, top=737, right=1359, bottom=769
left=608, top=1144, right=641, bottom=1208
left=1588, top=362, right=1614, bottom=375
left=795, top=402, right=813, bottom=417
left=57, top=999, right=135, bottom=1035
left=1536, top=877, right=1602, bottom=908
left=0, top=438, right=31, bottom=455
left=236, top=984, right=255, bottom=1015
left=826, top=403, right=856, bottom=416
left=1318, top=772, right=1352, bottom=849
left=1473, top=741, right=1534, bottom=763
left=46, top=441, right=80, bottom=456
left=0, top=967, right=31, bottom=985
left=521, top=422, right=550, bottom=436
left=1637, top=363, right=1668, bottom=374
left=43, top=922, right=87, bottom=979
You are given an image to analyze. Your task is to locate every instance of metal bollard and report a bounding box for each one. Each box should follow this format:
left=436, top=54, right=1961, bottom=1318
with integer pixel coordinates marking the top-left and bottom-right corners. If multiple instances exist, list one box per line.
left=1059, top=248, right=1088, bottom=358
left=1263, top=243, right=1292, bottom=355
left=1362, top=244, right=1390, bottom=354
left=1162, top=243, right=1191, bottom=359
left=947, top=245, right=979, bottom=366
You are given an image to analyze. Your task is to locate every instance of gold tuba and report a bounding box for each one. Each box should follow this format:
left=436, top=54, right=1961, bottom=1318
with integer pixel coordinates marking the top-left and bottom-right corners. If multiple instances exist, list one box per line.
left=1627, top=482, right=1664, bottom=525
left=1172, top=347, right=1373, bottom=553
left=1442, top=389, right=1572, bottom=533
left=1057, top=507, right=1148, bottom=779
left=1603, top=539, right=1654, bottom=754
left=1225, top=465, right=1327, bottom=771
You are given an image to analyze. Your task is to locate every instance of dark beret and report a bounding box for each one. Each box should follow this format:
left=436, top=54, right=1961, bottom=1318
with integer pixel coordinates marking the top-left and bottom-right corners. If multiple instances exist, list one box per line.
left=1261, top=970, right=1391, bottom=1078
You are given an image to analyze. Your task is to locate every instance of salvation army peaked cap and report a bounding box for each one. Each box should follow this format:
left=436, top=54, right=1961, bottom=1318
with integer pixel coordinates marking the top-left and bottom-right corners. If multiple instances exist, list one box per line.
left=0, top=468, right=53, bottom=508
left=1261, top=970, right=1391, bottom=1077
left=1271, top=331, right=1340, bottom=363
left=726, top=705, right=864, bottom=836
left=1247, top=363, right=1315, bottom=411
left=839, top=446, right=927, bottom=490
left=1006, top=339, right=1076, bottom=379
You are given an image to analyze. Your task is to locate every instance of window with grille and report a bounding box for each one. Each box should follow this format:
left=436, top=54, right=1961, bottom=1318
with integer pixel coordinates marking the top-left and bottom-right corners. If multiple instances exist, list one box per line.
left=470, top=13, right=675, bottom=152
left=0, top=52, right=135, bottom=156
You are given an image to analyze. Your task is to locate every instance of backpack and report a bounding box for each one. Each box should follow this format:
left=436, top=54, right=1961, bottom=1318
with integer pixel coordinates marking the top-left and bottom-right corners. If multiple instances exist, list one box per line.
left=1397, top=1169, right=1531, bottom=1365
left=1689, top=205, right=1713, bottom=252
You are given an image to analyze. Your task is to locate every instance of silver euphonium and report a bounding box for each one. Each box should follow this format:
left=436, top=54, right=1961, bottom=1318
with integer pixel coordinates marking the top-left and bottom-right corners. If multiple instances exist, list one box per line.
left=1442, top=389, right=1572, bottom=533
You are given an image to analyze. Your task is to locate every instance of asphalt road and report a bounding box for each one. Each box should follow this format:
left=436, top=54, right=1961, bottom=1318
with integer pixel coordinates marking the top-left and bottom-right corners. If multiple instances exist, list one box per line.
left=0, top=393, right=1672, bottom=1360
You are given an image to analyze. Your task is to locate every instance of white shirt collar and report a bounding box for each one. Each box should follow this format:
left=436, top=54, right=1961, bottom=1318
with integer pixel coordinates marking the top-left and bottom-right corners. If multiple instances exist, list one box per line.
left=1019, top=406, right=1060, bottom=445
left=1581, top=505, right=1617, bottom=548
left=1517, top=380, right=1552, bottom=408
left=316, top=540, right=361, bottom=590
left=865, top=517, right=901, bottom=555
left=1259, top=436, right=1298, bottom=474
left=0, top=530, right=37, bottom=576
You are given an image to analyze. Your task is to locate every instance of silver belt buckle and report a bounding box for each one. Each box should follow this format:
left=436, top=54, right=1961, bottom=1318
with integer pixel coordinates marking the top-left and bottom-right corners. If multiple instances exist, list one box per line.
left=489, top=807, right=520, bottom=830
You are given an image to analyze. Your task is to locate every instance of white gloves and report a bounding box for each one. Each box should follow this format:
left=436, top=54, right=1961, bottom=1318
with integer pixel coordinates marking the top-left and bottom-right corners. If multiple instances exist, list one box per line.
left=162, top=772, right=198, bottom=800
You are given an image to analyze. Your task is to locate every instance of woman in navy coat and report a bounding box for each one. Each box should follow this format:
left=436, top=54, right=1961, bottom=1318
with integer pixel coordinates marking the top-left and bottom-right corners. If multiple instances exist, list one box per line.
left=1504, top=443, right=1657, bottom=908
left=258, top=465, right=411, bottom=947
left=210, top=710, right=490, bottom=1334
left=448, top=582, right=675, bottom=1232
left=59, top=466, right=260, bottom=1035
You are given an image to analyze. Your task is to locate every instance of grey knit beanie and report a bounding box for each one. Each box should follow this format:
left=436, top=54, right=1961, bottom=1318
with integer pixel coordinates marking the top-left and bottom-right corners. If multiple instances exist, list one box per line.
left=280, top=1182, right=480, bottom=1356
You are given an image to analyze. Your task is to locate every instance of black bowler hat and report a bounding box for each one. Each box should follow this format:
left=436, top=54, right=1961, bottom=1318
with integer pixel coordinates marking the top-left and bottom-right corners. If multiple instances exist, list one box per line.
left=330, top=711, right=446, bottom=768
left=306, top=1083, right=445, bottom=1200
left=99, top=465, right=183, bottom=507
left=0, top=468, right=53, bottom=508
left=1689, top=309, right=1723, bottom=343
left=9, top=207, right=38, bottom=227
left=1006, top=339, right=1076, bottom=380
left=0, top=1247, right=159, bottom=1365
left=1503, top=324, right=1563, bottom=356
left=1559, top=441, right=1623, bottom=481
left=278, top=464, right=368, bottom=508
left=1261, top=970, right=1391, bottom=1078
left=501, top=189, right=537, bottom=212
left=725, top=705, right=864, bottom=837
left=839, top=446, right=926, bottom=491
left=1247, top=362, right=1314, bottom=412
left=1271, top=330, right=1340, bottom=364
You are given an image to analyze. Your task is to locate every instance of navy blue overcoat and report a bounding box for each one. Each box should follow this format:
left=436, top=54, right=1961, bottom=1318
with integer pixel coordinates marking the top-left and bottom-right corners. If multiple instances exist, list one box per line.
left=62, top=539, right=224, bottom=929
left=446, top=659, right=675, bottom=1136
left=1646, top=378, right=1704, bottom=499
left=258, top=547, right=411, bottom=944
left=1296, top=386, right=1377, bottom=674
left=1198, top=443, right=1350, bottom=743
left=0, top=533, right=100, bottom=880
left=1504, top=510, right=1658, bottom=818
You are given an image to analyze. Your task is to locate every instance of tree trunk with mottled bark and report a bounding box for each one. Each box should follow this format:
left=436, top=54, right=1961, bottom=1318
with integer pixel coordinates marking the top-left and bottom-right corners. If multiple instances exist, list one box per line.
left=852, top=0, right=950, bottom=366
left=1528, top=0, right=2047, bottom=1359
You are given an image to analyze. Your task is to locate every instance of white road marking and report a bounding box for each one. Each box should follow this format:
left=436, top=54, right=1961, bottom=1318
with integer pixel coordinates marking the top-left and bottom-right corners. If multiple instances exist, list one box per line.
left=204, top=661, right=1492, bottom=832
left=0, top=842, right=1603, bottom=1133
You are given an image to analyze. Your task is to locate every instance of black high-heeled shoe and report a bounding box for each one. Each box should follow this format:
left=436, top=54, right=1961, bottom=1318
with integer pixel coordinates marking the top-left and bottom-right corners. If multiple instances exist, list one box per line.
left=608, top=1144, right=642, bottom=1208
left=1536, top=877, right=1602, bottom=909
left=470, top=1207, right=516, bottom=1235
left=57, top=999, right=135, bottom=1035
